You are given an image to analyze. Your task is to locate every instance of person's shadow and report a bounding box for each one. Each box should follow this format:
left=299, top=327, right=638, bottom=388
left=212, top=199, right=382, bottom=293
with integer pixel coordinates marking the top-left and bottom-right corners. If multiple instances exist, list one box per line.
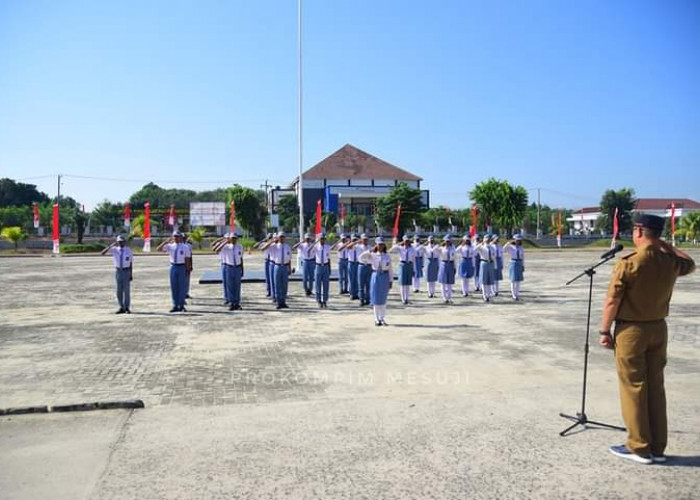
left=658, top=456, right=700, bottom=467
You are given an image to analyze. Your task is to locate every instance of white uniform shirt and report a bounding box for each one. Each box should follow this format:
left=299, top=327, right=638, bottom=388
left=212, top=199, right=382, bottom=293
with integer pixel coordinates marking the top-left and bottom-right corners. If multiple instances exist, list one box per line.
left=457, top=244, right=474, bottom=263
left=299, top=241, right=316, bottom=260
left=359, top=250, right=394, bottom=279
left=110, top=246, right=133, bottom=269
left=504, top=244, right=525, bottom=262
left=390, top=244, right=416, bottom=264
left=440, top=245, right=456, bottom=262
left=412, top=243, right=426, bottom=259
left=494, top=244, right=504, bottom=260
left=355, top=243, right=370, bottom=264
left=270, top=243, right=292, bottom=265
left=166, top=242, right=191, bottom=264
left=338, top=244, right=349, bottom=260
left=347, top=243, right=360, bottom=263
left=263, top=246, right=271, bottom=262
left=475, top=243, right=495, bottom=262
left=425, top=244, right=441, bottom=260
left=220, top=243, right=243, bottom=266
left=314, top=243, right=331, bottom=265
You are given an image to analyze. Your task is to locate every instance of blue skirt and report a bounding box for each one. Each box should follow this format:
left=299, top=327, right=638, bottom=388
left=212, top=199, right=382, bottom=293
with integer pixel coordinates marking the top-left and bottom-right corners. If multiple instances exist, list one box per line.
left=414, top=256, right=424, bottom=278
left=509, top=260, right=524, bottom=282
left=474, top=255, right=481, bottom=277
left=438, top=261, right=456, bottom=285
left=495, top=256, right=503, bottom=281
left=427, top=257, right=439, bottom=282
left=479, top=261, right=495, bottom=285
left=398, top=261, right=414, bottom=286
left=370, top=271, right=390, bottom=306
left=458, top=258, right=474, bottom=278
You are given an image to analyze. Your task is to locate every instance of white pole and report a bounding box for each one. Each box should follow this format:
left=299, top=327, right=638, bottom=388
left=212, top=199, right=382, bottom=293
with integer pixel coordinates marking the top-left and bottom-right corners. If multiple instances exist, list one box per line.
left=297, top=0, right=305, bottom=239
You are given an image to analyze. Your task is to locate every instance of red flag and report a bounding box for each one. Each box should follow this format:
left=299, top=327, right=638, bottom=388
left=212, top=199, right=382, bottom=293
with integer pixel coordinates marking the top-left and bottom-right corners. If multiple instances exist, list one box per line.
left=340, top=203, right=346, bottom=224
left=168, top=205, right=176, bottom=227
left=470, top=206, right=478, bottom=237
left=229, top=200, right=236, bottom=233
left=612, top=207, right=619, bottom=241
left=670, top=201, right=676, bottom=246
left=314, top=199, right=322, bottom=236
left=557, top=210, right=562, bottom=248
left=392, top=203, right=402, bottom=238
left=143, top=202, right=151, bottom=252
left=52, top=203, right=60, bottom=254
left=124, top=203, right=131, bottom=229
left=33, top=202, right=39, bottom=229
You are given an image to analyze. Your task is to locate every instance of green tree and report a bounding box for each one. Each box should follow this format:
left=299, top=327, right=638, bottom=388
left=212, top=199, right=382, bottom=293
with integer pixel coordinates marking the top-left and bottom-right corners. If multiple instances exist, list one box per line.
left=677, top=212, right=700, bottom=244
left=0, top=178, right=50, bottom=207
left=226, top=185, right=268, bottom=238
left=309, top=211, right=338, bottom=234
left=374, top=182, right=423, bottom=236
left=91, top=200, right=126, bottom=230
left=276, top=195, right=299, bottom=232
left=470, top=179, right=529, bottom=235
left=73, top=210, right=87, bottom=244
left=1, top=226, right=27, bottom=251
left=0, top=206, right=32, bottom=231
left=189, top=227, right=206, bottom=249
left=595, top=188, right=636, bottom=234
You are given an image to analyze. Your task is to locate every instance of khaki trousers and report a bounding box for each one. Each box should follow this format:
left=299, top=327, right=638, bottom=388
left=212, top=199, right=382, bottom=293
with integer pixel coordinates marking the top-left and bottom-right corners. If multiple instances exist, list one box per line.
left=614, top=320, right=668, bottom=456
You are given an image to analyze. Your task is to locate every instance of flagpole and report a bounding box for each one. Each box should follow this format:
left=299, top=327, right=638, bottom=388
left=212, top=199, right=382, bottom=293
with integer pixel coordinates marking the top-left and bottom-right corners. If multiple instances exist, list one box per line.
left=297, top=0, right=305, bottom=240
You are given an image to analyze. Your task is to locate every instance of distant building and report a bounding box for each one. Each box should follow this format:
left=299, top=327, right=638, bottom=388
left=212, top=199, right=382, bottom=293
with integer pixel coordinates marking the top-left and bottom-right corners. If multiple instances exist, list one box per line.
left=270, top=144, right=429, bottom=217
left=568, top=198, right=700, bottom=234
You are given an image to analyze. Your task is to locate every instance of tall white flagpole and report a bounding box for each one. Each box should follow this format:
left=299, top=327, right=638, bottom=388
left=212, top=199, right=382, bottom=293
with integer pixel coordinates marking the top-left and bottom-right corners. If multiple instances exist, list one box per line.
left=297, top=0, right=305, bottom=239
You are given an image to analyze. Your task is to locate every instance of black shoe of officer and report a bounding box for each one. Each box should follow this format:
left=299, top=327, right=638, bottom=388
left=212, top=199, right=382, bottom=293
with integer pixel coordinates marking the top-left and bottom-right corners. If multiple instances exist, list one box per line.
left=115, top=308, right=125, bottom=314
left=169, top=307, right=178, bottom=313
left=229, top=304, right=235, bottom=311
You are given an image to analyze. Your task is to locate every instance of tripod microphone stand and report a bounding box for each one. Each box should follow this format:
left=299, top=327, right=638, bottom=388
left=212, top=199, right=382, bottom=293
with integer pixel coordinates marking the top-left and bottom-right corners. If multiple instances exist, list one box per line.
left=559, top=250, right=626, bottom=437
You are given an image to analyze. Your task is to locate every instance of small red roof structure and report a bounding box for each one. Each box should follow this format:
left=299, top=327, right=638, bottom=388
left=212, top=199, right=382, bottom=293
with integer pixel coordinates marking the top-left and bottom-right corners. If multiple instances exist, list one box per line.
left=634, top=198, right=700, bottom=210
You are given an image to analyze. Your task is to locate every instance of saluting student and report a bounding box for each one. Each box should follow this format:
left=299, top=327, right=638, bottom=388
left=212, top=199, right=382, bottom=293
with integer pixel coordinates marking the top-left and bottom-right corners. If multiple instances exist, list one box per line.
left=337, top=233, right=350, bottom=294
left=157, top=231, right=192, bottom=313
left=101, top=235, right=133, bottom=314
left=339, top=234, right=360, bottom=300
left=359, top=237, right=394, bottom=326
left=260, top=233, right=279, bottom=302
left=213, top=232, right=244, bottom=311
left=491, top=235, right=504, bottom=296
left=473, top=234, right=482, bottom=292
left=437, top=234, right=457, bottom=303
left=474, top=234, right=496, bottom=302
left=411, top=235, right=426, bottom=293
left=356, top=234, right=372, bottom=306
left=390, top=235, right=416, bottom=305
left=293, top=233, right=316, bottom=296
left=456, top=235, right=475, bottom=297
left=503, top=234, right=525, bottom=300
left=424, top=235, right=441, bottom=298
left=313, top=233, right=332, bottom=308
left=268, top=231, right=292, bottom=309
left=259, top=233, right=274, bottom=298
left=183, top=233, right=193, bottom=300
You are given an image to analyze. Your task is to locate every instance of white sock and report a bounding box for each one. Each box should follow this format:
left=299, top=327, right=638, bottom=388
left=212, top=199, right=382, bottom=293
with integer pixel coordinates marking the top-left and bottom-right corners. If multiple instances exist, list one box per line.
left=378, top=304, right=386, bottom=320
left=512, top=282, right=520, bottom=299
left=428, top=282, right=436, bottom=296
left=374, top=306, right=381, bottom=322
left=441, top=284, right=448, bottom=300
left=494, top=281, right=499, bottom=293
left=461, top=278, right=470, bottom=295
left=402, top=285, right=410, bottom=302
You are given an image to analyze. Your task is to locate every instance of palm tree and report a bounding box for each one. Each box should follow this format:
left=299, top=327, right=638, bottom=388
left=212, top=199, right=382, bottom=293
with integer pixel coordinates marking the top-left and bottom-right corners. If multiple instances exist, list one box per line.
left=676, top=212, right=700, bottom=245
left=1, top=226, right=27, bottom=251
left=189, top=227, right=206, bottom=249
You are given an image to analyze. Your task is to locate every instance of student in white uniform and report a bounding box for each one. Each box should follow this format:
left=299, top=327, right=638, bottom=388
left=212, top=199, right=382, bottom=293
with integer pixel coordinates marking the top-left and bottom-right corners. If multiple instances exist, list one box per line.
left=437, top=234, right=457, bottom=303
left=260, top=233, right=279, bottom=302
left=390, top=235, right=416, bottom=305
left=157, top=231, right=192, bottom=313
left=313, top=233, right=331, bottom=308
left=411, top=235, right=426, bottom=293
left=474, top=235, right=496, bottom=302
left=101, top=235, right=133, bottom=314
left=356, top=234, right=372, bottom=306
left=424, top=235, right=441, bottom=298
left=337, top=233, right=350, bottom=294
left=338, top=234, right=360, bottom=300
left=268, top=232, right=292, bottom=309
left=359, top=237, right=394, bottom=326
left=503, top=234, right=525, bottom=300
left=293, top=233, right=316, bottom=296
left=456, top=235, right=475, bottom=297
left=213, top=232, right=244, bottom=311
left=491, top=235, right=504, bottom=296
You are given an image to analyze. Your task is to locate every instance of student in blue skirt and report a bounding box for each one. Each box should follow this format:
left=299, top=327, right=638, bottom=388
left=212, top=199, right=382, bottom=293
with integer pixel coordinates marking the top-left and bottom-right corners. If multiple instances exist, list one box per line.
left=359, top=237, right=394, bottom=326
left=424, top=235, right=441, bottom=298
left=475, top=235, right=495, bottom=302
left=456, top=235, right=475, bottom=297
left=390, top=234, right=416, bottom=304
left=491, top=235, right=504, bottom=296
left=503, top=234, right=525, bottom=300
left=411, top=235, right=426, bottom=293
left=437, top=234, right=457, bottom=303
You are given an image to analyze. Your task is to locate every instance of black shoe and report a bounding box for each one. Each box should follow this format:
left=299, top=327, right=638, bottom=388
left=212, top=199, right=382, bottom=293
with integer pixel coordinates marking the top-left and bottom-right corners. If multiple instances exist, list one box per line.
left=125, top=308, right=131, bottom=314
left=180, top=306, right=187, bottom=312
left=375, top=320, right=381, bottom=327
left=115, top=308, right=125, bottom=314
left=169, top=307, right=179, bottom=313
left=380, top=320, right=388, bottom=326
left=186, top=294, right=192, bottom=299
left=281, top=303, right=290, bottom=309
left=495, top=292, right=499, bottom=297
left=229, top=304, right=235, bottom=311
left=234, top=304, right=242, bottom=310
left=276, top=304, right=282, bottom=309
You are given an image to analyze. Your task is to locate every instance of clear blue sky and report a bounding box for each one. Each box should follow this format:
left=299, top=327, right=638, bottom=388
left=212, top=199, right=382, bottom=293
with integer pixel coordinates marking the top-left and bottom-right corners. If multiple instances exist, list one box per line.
left=1, top=0, right=698, bottom=210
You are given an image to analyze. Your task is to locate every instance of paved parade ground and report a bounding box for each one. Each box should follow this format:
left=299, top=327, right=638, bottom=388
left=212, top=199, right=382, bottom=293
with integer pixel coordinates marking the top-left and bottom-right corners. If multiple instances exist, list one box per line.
left=1, top=249, right=699, bottom=499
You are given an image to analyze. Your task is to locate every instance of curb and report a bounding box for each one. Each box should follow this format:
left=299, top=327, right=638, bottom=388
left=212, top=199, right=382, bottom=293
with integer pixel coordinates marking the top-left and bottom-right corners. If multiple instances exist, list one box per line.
left=1, top=399, right=145, bottom=416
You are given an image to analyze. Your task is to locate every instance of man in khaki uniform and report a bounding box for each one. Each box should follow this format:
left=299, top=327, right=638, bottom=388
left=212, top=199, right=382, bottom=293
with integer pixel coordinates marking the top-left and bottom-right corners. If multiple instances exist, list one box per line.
left=599, top=214, right=695, bottom=464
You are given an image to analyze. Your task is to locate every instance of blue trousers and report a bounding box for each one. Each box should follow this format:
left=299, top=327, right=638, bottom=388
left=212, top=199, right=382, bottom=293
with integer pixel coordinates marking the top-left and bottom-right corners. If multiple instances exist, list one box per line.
left=358, top=264, right=372, bottom=302
left=338, top=258, right=349, bottom=293
left=274, top=264, right=289, bottom=305
left=115, top=268, right=131, bottom=309
left=169, top=265, right=186, bottom=308
left=223, top=264, right=242, bottom=306
left=221, top=264, right=229, bottom=302
left=267, top=260, right=276, bottom=300
left=349, top=261, right=359, bottom=298
left=315, top=263, right=330, bottom=303
left=303, top=259, right=315, bottom=293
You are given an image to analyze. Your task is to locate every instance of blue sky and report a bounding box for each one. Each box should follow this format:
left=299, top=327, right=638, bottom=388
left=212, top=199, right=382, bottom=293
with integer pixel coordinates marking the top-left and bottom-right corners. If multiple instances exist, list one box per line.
left=1, top=0, right=698, bottom=210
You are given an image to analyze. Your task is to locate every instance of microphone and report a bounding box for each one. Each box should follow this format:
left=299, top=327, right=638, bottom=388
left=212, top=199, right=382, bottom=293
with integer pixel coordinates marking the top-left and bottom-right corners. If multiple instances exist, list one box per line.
left=601, top=243, right=624, bottom=260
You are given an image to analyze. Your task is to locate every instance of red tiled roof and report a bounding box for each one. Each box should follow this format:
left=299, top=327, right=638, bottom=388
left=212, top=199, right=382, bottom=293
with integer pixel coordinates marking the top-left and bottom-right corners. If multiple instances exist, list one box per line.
left=301, top=144, right=422, bottom=181
left=634, top=198, right=700, bottom=210
left=572, top=206, right=601, bottom=215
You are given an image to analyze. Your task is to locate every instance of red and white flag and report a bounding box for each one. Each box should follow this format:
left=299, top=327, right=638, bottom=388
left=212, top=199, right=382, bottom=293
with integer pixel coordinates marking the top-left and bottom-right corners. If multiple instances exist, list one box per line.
left=556, top=210, right=562, bottom=248
left=124, top=203, right=131, bottom=229
left=143, top=202, right=151, bottom=252
left=470, top=205, right=478, bottom=238
left=392, top=203, right=402, bottom=239
left=314, top=199, right=322, bottom=236
left=229, top=200, right=236, bottom=234
left=52, top=203, right=60, bottom=254
left=168, top=205, right=176, bottom=227
left=611, top=207, right=619, bottom=248
left=340, top=203, right=346, bottom=226
left=670, top=201, right=676, bottom=247
left=33, top=202, right=40, bottom=229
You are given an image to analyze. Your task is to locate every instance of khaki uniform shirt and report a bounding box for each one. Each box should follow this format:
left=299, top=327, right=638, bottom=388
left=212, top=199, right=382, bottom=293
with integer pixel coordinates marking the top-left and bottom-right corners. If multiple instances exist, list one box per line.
left=607, top=244, right=695, bottom=322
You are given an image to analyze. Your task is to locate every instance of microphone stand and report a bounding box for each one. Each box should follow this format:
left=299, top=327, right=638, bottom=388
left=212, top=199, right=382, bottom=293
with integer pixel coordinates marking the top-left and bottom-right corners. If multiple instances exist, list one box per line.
left=559, top=253, right=626, bottom=437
